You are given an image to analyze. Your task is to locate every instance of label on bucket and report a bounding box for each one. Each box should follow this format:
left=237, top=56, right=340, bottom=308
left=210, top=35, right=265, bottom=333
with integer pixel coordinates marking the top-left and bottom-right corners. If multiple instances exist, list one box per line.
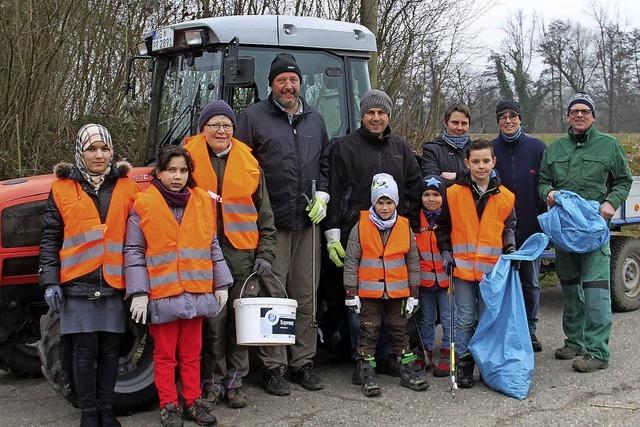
left=260, top=307, right=295, bottom=336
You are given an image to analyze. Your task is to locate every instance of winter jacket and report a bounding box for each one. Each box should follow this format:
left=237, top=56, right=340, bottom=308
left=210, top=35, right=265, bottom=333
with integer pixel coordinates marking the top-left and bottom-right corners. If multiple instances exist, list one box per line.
left=39, top=161, right=138, bottom=298
left=436, top=171, right=517, bottom=255
left=343, top=217, right=420, bottom=299
left=326, top=125, right=422, bottom=234
left=420, top=135, right=470, bottom=185
left=492, top=132, right=546, bottom=246
left=123, top=189, right=233, bottom=325
left=538, top=125, right=632, bottom=210
left=235, top=95, right=330, bottom=231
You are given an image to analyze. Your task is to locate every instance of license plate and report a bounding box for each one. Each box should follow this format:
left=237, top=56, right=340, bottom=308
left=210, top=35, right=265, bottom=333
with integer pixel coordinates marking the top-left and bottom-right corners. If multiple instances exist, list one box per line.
left=152, top=28, right=174, bottom=51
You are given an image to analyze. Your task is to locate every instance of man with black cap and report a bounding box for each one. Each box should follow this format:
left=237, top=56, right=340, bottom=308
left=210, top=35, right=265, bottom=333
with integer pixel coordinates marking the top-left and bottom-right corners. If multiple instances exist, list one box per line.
left=491, top=99, right=546, bottom=352
left=538, top=92, right=632, bottom=373
left=235, top=53, right=330, bottom=395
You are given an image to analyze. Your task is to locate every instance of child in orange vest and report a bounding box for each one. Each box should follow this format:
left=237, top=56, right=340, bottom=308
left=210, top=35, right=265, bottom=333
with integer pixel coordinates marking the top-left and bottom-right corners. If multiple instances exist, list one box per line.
left=416, top=175, right=452, bottom=377
left=435, top=138, right=516, bottom=388
left=124, top=146, right=233, bottom=427
left=343, top=173, right=429, bottom=397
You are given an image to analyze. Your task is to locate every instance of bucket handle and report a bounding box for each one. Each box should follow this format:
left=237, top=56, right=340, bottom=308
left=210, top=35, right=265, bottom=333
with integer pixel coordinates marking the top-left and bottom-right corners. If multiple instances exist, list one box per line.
left=239, top=271, right=289, bottom=299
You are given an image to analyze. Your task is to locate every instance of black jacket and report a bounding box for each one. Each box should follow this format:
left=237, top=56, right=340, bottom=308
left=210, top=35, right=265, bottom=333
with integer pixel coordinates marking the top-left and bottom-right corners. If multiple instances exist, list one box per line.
left=420, top=135, right=469, bottom=185
left=326, top=126, right=422, bottom=236
left=235, top=95, right=330, bottom=231
left=38, top=162, right=130, bottom=298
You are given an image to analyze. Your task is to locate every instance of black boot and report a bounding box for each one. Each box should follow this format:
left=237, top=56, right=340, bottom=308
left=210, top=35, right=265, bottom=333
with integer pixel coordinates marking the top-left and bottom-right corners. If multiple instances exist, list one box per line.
left=356, top=357, right=381, bottom=397
left=457, top=354, right=475, bottom=388
left=398, top=352, right=429, bottom=391
left=80, top=409, right=100, bottom=427
left=99, top=405, right=121, bottom=427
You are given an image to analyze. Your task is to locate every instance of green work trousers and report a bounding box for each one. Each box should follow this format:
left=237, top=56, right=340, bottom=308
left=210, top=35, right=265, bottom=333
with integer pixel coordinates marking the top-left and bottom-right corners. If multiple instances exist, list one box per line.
left=555, top=242, right=611, bottom=361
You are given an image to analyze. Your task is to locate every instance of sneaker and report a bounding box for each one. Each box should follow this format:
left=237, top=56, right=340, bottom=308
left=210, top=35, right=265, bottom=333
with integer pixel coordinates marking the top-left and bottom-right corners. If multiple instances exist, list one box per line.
left=160, top=403, right=183, bottom=427
left=531, top=335, right=542, bottom=352
left=263, top=367, right=291, bottom=396
left=357, top=357, right=381, bottom=398
left=555, top=345, right=585, bottom=360
left=398, top=352, right=429, bottom=392
left=290, top=362, right=324, bottom=391
left=572, top=355, right=609, bottom=373
left=433, top=348, right=450, bottom=378
left=184, top=399, right=217, bottom=426
left=226, top=387, right=247, bottom=409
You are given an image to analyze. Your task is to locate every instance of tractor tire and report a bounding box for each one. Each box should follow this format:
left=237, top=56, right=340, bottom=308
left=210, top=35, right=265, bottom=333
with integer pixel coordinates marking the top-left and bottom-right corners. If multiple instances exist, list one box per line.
left=37, top=308, right=157, bottom=414
left=610, top=237, right=640, bottom=312
left=0, top=303, right=44, bottom=377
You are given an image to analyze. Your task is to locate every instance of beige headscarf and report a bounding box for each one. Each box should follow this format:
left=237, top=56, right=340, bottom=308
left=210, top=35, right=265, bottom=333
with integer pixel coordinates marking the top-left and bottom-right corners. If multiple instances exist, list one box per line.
left=75, top=124, right=113, bottom=190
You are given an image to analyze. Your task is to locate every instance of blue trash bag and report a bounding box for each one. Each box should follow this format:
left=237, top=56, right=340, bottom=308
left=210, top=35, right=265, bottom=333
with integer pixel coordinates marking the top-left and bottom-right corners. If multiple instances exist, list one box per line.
left=468, top=233, right=549, bottom=400
left=537, top=190, right=609, bottom=254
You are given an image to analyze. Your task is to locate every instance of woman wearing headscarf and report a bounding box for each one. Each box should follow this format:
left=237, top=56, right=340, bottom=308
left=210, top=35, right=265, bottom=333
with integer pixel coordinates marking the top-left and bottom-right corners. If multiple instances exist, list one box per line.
left=39, top=124, right=140, bottom=426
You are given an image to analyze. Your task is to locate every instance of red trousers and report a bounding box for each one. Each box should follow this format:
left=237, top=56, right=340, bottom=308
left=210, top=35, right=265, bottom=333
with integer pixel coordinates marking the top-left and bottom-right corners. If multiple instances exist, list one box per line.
left=149, top=317, right=203, bottom=408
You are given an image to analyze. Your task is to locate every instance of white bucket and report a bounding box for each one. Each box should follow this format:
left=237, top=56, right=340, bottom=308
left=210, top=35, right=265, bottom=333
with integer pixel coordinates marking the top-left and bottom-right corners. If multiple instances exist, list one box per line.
left=234, top=272, right=298, bottom=346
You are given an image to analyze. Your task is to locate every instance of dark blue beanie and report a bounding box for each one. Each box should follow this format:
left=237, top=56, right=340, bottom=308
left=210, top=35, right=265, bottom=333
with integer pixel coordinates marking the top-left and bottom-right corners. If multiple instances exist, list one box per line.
left=198, top=100, right=236, bottom=132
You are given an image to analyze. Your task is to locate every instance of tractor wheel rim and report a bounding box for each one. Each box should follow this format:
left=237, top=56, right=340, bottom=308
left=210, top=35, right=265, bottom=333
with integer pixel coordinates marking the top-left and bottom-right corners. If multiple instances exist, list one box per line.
left=623, top=255, right=640, bottom=298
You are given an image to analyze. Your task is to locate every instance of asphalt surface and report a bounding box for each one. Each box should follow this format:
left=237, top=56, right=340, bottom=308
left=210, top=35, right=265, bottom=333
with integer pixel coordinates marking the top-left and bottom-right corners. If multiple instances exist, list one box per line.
left=1, top=285, right=639, bottom=426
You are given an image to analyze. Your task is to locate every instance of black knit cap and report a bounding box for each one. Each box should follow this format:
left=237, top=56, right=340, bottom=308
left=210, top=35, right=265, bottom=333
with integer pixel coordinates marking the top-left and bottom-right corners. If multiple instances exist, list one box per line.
left=268, top=53, right=302, bottom=86
left=422, top=175, right=445, bottom=195
left=496, top=99, right=522, bottom=120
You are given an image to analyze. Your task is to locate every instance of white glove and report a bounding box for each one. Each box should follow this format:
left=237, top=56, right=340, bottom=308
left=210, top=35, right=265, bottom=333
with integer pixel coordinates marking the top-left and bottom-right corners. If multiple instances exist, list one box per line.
left=215, top=289, right=228, bottom=309
left=345, top=296, right=361, bottom=314
left=404, top=297, right=419, bottom=318
left=130, top=294, right=149, bottom=324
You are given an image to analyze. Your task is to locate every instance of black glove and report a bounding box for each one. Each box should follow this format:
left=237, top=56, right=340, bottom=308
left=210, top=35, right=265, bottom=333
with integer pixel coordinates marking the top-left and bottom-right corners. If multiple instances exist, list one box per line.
left=253, top=257, right=272, bottom=277
left=503, top=245, right=520, bottom=270
left=44, top=285, right=64, bottom=313
left=441, top=250, right=455, bottom=275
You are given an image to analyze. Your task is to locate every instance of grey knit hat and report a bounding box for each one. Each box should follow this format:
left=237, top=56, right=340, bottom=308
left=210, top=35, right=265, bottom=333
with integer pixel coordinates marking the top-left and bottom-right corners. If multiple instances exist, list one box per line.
left=198, top=100, right=237, bottom=132
left=567, top=92, right=596, bottom=118
left=371, top=173, right=399, bottom=205
left=360, top=89, right=393, bottom=118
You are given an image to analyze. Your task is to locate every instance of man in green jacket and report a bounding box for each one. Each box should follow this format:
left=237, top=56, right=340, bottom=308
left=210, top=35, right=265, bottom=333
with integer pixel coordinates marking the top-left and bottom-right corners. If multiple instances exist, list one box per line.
left=538, top=92, right=632, bottom=373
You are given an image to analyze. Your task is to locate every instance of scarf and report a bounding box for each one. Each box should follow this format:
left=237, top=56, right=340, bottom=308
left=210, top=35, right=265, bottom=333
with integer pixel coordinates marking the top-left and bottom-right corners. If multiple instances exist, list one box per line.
left=423, top=209, right=441, bottom=228
left=368, top=206, right=397, bottom=231
left=441, top=131, right=470, bottom=150
left=75, top=124, right=113, bottom=191
left=501, top=127, right=523, bottom=143
left=151, top=177, right=190, bottom=208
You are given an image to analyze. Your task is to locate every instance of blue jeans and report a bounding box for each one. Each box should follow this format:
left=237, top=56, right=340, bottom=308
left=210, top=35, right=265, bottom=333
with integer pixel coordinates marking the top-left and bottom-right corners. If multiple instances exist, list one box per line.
left=418, top=287, right=452, bottom=351
left=348, top=309, right=390, bottom=360
left=454, top=278, right=485, bottom=356
left=519, top=257, right=541, bottom=335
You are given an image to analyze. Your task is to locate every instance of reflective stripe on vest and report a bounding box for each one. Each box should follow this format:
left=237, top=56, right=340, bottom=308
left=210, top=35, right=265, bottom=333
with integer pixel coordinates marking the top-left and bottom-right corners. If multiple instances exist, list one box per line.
left=184, top=134, right=259, bottom=249
left=447, top=184, right=515, bottom=282
left=51, top=177, right=139, bottom=288
left=357, top=211, right=411, bottom=299
left=416, top=212, right=449, bottom=288
left=134, top=185, right=216, bottom=300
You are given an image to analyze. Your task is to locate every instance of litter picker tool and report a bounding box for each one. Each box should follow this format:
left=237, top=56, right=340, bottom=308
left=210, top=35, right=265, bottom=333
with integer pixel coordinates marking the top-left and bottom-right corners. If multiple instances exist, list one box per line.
left=447, top=262, right=458, bottom=397
left=303, top=180, right=324, bottom=344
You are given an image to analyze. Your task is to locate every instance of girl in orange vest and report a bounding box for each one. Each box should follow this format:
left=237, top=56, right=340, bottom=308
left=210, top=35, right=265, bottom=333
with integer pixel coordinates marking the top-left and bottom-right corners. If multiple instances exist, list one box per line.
left=343, top=173, right=428, bottom=397
left=123, top=146, right=232, bottom=427
left=416, top=175, right=452, bottom=377
left=39, top=124, right=139, bottom=426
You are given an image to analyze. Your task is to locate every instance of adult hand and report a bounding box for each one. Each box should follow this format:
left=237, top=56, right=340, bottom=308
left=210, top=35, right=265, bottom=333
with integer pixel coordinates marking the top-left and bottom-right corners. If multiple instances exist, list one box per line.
left=546, top=190, right=557, bottom=207
left=253, top=257, right=272, bottom=277
left=306, top=191, right=330, bottom=224
left=130, top=294, right=149, bottom=324
left=404, top=297, right=419, bottom=318
left=600, top=201, right=616, bottom=220
left=441, top=172, right=456, bottom=181
left=327, top=241, right=346, bottom=268
left=441, top=250, right=455, bottom=274
left=345, top=296, right=361, bottom=314
left=44, top=285, right=64, bottom=313
left=215, top=289, right=229, bottom=309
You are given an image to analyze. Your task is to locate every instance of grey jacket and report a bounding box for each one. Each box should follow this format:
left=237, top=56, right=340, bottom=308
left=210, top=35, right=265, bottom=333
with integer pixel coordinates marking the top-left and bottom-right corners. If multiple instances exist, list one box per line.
left=124, top=201, right=233, bottom=325
left=343, top=218, right=420, bottom=299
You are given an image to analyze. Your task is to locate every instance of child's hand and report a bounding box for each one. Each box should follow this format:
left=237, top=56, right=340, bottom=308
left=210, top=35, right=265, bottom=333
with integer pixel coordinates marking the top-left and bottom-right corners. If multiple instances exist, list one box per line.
left=404, top=297, right=419, bottom=318
left=345, top=296, right=361, bottom=314
left=441, top=251, right=455, bottom=274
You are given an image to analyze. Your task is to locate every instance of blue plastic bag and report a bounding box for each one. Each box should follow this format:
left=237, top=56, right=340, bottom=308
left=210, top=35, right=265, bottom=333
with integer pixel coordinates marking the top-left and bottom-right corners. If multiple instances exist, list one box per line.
left=469, top=233, right=549, bottom=400
left=537, top=190, right=609, bottom=253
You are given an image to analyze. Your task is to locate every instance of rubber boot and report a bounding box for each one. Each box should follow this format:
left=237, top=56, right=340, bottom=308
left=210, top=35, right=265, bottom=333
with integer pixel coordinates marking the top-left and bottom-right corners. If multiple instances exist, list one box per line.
left=357, top=357, right=381, bottom=397
left=398, top=352, right=429, bottom=391
left=457, top=354, right=475, bottom=389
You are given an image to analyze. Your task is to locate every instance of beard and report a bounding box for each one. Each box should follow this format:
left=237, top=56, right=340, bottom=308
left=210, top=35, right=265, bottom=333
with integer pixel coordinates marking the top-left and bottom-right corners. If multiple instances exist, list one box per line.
left=274, top=90, right=300, bottom=110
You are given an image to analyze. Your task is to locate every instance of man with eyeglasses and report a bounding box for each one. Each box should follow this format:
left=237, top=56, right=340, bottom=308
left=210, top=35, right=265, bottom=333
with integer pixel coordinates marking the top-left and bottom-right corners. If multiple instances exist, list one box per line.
left=538, top=92, right=632, bottom=373
left=491, top=100, right=546, bottom=353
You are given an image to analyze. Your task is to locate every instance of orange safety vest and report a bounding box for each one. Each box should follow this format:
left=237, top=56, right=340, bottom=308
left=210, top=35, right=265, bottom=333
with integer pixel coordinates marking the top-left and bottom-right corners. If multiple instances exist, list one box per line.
left=357, top=211, right=411, bottom=299
left=51, top=178, right=139, bottom=288
left=184, top=134, right=260, bottom=249
left=133, top=185, right=216, bottom=300
left=447, top=184, right=515, bottom=282
left=416, top=213, right=449, bottom=288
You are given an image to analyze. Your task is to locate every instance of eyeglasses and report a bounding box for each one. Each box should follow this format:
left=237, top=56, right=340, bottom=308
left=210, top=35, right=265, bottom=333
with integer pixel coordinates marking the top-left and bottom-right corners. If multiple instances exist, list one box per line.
left=498, top=113, right=519, bottom=123
left=205, top=123, right=233, bottom=132
left=568, top=109, right=592, bottom=117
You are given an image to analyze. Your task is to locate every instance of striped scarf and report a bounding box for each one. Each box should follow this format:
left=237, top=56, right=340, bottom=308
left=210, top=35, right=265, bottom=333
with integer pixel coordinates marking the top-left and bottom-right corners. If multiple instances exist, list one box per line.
left=441, top=131, right=470, bottom=150
left=501, top=127, right=523, bottom=143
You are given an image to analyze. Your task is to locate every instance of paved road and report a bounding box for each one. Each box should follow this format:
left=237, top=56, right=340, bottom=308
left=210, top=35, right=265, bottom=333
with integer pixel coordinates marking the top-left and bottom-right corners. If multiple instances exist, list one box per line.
left=2, top=285, right=639, bottom=426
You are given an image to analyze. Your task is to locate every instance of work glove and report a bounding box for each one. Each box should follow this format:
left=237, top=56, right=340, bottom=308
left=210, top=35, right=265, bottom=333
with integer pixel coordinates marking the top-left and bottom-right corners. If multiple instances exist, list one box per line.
left=215, top=289, right=229, bottom=309
left=345, top=296, right=361, bottom=314
left=44, top=285, right=64, bottom=313
left=503, top=245, right=521, bottom=270
left=325, top=228, right=345, bottom=268
left=306, top=191, right=330, bottom=224
left=404, top=297, right=419, bottom=318
left=253, top=257, right=272, bottom=277
left=441, top=250, right=455, bottom=275
left=130, top=294, right=149, bottom=324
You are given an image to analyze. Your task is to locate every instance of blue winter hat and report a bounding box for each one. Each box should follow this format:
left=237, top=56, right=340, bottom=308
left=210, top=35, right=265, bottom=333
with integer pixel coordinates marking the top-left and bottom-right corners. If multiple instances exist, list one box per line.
left=198, top=100, right=236, bottom=132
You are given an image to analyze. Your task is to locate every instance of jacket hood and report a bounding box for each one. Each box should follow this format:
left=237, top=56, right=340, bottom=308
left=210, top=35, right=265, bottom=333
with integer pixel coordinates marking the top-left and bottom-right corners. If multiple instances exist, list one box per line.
left=54, top=160, right=132, bottom=179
